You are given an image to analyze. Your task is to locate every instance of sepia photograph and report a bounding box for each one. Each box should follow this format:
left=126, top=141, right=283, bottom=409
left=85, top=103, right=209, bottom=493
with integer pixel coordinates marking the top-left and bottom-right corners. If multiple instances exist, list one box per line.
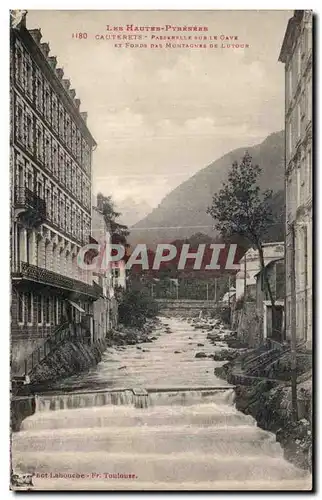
left=9, top=8, right=313, bottom=491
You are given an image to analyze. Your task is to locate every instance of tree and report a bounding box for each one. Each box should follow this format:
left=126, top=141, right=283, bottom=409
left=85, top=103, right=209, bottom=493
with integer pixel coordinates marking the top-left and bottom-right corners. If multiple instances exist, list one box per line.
left=96, top=193, right=129, bottom=243
left=207, top=151, right=281, bottom=340
left=118, top=289, right=159, bottom=328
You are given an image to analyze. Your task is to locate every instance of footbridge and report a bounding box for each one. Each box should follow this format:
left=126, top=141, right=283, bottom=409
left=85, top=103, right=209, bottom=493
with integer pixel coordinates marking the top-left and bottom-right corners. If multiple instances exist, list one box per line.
left=156, top=298, right=219, bottom=317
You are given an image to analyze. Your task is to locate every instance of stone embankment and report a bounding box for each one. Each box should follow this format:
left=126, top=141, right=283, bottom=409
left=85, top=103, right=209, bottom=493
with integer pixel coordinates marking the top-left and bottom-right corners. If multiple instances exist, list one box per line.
left=28, top=318, right=164, bottom=386
left=11, top=318, right=165, bottom=430
left=188, top=316, right=312, bottom=472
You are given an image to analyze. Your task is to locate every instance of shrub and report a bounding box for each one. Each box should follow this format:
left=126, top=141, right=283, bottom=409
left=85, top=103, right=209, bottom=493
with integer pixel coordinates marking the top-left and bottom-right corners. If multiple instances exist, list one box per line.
left=217, top=306, right=231, bottom=326
left=118, top=289, right=159, bottom=328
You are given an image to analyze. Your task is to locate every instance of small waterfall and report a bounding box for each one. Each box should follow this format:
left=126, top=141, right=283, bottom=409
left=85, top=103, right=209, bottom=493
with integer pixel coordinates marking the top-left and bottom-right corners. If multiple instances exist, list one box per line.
left=35, top=390, right=136, bottom=412
left=34, top=387, right=235, bottom=413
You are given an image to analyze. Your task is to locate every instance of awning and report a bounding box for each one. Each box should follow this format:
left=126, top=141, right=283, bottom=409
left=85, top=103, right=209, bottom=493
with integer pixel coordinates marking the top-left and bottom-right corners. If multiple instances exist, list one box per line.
left=68, top=300, right=86, bottom=313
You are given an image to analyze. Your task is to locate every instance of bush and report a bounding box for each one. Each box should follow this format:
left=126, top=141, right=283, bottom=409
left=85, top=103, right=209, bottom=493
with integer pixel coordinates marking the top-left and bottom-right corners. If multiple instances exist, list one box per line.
left=118, top=289, right=159, bottom=328
left=217, top=306, right=231, bottom=326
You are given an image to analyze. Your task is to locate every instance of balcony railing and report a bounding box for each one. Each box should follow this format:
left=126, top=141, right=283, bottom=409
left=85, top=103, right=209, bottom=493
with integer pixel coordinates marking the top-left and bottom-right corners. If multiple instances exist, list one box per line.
left=14, top=187, right=46, bottom=224
left=13, top=262, right=102, bottom=299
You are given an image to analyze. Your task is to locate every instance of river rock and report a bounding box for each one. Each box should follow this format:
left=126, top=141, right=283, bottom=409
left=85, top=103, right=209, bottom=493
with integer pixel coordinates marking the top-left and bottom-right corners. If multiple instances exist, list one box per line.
left=195, top=352, right=208, bottom=358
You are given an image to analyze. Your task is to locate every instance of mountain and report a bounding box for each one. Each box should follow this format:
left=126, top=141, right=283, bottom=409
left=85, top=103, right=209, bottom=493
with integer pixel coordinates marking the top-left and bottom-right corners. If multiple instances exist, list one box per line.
left=130, top=131, right=285, bottom=247
left=116, top=198, right=152, bottom=227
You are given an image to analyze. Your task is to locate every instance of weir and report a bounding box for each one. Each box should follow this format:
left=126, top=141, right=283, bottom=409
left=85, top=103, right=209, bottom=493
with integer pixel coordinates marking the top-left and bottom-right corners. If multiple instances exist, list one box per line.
left=34, top=386, right=236, bottom=412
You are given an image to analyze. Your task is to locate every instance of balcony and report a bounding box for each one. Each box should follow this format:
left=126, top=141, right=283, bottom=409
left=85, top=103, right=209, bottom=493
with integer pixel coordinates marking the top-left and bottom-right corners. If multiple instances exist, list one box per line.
left=14, top=187, right=46, bottom=226
left=12, top=262, right=102, bottom=299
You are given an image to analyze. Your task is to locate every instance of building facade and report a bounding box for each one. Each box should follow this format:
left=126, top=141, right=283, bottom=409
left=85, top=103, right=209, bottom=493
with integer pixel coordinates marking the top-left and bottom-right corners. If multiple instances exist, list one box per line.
left=279, top=10, right=313, bottom=348
left=235, top=242, right=285, bottom=300
left=10, top=14, right=100, bottom=374
left=91, top=204, right=120, bottom=340
left=255, top=258, right=285, bottom=342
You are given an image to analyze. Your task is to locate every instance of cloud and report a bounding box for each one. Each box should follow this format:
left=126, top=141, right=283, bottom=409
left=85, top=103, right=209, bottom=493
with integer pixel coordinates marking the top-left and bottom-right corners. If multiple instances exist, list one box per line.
left=26, top=10, right=291, bottom=210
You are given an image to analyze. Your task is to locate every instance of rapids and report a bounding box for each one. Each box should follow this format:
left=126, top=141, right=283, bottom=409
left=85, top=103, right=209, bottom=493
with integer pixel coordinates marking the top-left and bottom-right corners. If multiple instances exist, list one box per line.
left=11, top=317, right=312, bottom=490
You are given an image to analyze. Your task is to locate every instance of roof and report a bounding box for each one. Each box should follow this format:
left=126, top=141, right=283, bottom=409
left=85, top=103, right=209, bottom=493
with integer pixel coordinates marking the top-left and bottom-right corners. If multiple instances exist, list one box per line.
left=278, top=10, right=304, bottom=63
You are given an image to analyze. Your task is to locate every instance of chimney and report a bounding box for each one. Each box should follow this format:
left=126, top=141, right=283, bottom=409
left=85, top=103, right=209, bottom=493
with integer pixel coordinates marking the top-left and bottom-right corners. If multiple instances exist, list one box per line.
left=62, top=79, right=70, bottom=90
left=48, top=56, right=57, bottom=69
left=74, top=98, right=81, bottom=109
left=80, top=111, right=88, bottom=123
left=56, top=68, right=64, bottom=80
left=69, top=89, right=76, bottom=99
left=40, top=42, right=50, bottom=57
left=29, top=28, right=42, bottom=44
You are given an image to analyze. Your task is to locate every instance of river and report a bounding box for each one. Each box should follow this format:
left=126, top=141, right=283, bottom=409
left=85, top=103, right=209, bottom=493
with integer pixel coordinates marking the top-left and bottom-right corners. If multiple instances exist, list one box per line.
left=11, top=317, right=311, bottom=490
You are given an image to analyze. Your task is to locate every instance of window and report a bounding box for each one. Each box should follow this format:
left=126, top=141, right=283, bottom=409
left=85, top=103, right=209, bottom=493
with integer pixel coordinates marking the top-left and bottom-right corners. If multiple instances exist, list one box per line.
left=17, top=292, right=24, bottom=324
left=36, top=180, right=43, bottom=198
left=26, top=61, right=33, bottom=98
left=59, top=107, right=65, bottom=139
left=59, top=151, right=65, bottom=184
left=16, top=106, right=24, bottom=142
left=66, top=158, right=71, bottom=189
left=44, top=88, right=51, bottom=122
left=53, top=193, right=58, bottom=223
left=26, top=114, right=33, bottom=149
left=45, top=241, right=50, bottom=269
left=26, top=292, right=33, bottom=324
left=46, top=188, right=51, bottom=218
left=66, top=117, right=71, bottom=148
left=60, top=198, right=65, bottom=229
left=71, top=164, right=76, bottom=191
left=52, top=97, right=58, bottom=131
left=37, top=295, right=43, bottom=324
left=71, top=123, right=77, bottom=155
left=76, top=213, right=81, bottom=240
left=17, top=164, right=24, bottom=188
left=36, top=127, right=43, bottom=160
left=71, top=207, right=76, bottom=236
left=26, top=230, right=32, bottom=264
left=53, top=297, right=57, bottom=325
left=27, top=171, right=33, bottom=190
left=45, top=135, right=51, bottom=169
left=76, top=132, right=82, bottom=163
left=45, top=296, right=51, bottom=324
left=15, top=46, right=26, bottom=89
left=35, top=74, right=43, bottom=111
left=66, top=204, right=71, bottom=233
left=53, top=144, right=58, bottom=177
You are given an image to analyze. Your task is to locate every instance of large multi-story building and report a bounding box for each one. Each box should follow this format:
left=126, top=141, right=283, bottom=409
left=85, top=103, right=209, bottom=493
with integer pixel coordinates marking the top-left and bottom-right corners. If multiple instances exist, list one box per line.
left=279, top=10, right=312, bottom=348
left=10, top=12, right=101, bottom=375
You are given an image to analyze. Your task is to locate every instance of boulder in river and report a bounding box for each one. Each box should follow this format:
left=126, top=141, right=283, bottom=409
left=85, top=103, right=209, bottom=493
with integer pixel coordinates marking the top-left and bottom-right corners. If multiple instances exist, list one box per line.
left=195, top=352, right=208, bottom=359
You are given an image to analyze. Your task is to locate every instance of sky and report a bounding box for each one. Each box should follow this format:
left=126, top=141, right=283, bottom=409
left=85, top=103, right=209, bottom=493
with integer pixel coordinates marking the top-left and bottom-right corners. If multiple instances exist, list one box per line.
left=26, top=10, right=291, bottom=217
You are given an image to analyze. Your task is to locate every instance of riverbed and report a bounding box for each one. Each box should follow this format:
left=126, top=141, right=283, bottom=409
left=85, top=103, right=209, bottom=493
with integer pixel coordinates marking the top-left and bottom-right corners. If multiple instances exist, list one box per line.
left=11, top=317, right=312, bottom=491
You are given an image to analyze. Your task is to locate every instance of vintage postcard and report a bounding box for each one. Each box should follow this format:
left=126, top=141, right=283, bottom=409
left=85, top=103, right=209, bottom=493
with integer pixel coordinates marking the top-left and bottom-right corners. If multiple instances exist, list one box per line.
left=10, top=9, right=313, bottom=491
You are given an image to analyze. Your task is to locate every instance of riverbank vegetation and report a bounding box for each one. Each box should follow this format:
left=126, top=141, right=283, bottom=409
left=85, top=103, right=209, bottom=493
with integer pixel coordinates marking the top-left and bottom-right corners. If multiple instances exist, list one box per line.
left=118, top=289, right=159, bottom=328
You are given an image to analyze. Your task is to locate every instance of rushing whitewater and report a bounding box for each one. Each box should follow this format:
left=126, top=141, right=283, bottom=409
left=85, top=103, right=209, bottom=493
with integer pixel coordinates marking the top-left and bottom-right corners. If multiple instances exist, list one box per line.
left=12, top=317, right=311, bottom=490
